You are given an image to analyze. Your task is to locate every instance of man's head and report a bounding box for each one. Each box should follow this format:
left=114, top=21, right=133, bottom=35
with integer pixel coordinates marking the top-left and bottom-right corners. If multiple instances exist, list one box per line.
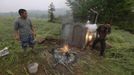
left=18, top=9, right=27, bottom=19
left=104, top=23, right=111, bottom=34
left=100, top=25, right=107, bottom=31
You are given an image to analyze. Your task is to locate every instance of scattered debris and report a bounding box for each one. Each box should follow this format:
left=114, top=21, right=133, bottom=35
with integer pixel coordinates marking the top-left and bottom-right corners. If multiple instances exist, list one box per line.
left=37, top=38, right=46, bottom=44
left=6, top=70, right=14, bottom=75
left=23, top=67, right=29, bottom=75
left=0, top=47, right=9, bottom=57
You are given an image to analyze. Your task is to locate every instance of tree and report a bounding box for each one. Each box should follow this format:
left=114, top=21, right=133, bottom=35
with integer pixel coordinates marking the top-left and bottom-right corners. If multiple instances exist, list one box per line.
left=48, top=2, right=55, bottom=22
left=66, top=0, right=133, bottom=23
left=66, top=0, right=91, bottom=22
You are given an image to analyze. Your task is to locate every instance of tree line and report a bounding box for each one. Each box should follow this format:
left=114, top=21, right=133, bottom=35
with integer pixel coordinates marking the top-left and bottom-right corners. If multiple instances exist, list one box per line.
left=67, top=0, right=133, bottom=22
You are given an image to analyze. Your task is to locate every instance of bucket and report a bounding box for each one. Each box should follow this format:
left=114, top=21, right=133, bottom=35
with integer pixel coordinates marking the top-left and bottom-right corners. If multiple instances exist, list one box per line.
left=28, top=63, right=39, bottom=74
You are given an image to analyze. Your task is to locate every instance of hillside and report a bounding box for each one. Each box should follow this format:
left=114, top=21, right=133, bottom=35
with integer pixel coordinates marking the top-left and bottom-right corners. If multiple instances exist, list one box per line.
left=0, top=17, right=134, bottom=75
left=0, top=8, right=69, bottom=18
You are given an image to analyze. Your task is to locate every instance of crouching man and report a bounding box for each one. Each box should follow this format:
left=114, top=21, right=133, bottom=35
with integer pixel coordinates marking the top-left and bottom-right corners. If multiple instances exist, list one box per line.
left=92, top=23, right=111, bottom=56
left=14, top=9, right=36, bottom=56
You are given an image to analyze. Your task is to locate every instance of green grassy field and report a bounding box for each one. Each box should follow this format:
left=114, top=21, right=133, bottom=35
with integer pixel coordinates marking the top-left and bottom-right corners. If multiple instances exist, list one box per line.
left=0, top=17, right=61, bottom=75
left=0, top=17, right=134, bottom=75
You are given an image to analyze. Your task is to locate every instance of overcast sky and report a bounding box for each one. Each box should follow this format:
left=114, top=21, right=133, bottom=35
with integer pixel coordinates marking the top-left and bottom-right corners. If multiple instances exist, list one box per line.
left=0, top=0, right=69, bottom=12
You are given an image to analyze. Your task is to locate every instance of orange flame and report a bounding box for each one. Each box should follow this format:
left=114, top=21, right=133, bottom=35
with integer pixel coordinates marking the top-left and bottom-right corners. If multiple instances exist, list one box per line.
left=60, top=44, right=69, bottom=53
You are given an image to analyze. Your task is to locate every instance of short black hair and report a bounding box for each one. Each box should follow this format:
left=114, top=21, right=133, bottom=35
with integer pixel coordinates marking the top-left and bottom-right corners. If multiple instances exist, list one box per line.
left=18, top=9, right=27, bottom=15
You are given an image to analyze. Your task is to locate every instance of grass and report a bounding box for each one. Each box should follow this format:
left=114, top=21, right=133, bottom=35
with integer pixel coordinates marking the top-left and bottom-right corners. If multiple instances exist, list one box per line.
left=0, top=17, right=61, bottom=75
left=105, top=28, right=134, bottom=74
left=74, top=27, right=134, bottom=75
left=0, top=16, right=134, bottom=75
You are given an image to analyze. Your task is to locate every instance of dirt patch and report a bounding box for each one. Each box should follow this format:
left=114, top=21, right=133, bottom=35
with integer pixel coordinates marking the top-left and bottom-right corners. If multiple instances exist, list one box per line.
left=26, top=37, right=107, bottom=75
left=37, top=37, right=62, bottom=45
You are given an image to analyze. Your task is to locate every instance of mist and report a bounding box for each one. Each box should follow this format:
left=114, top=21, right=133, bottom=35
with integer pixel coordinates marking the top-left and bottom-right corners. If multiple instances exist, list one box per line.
left=0, top=0, right=69, bottom=13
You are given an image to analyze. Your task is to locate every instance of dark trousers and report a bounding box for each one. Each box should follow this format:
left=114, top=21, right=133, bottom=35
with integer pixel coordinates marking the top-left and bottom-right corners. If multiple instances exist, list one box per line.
left=20, top=35, right=35, bottom=50
left=92, top=38, right=106, bottom=56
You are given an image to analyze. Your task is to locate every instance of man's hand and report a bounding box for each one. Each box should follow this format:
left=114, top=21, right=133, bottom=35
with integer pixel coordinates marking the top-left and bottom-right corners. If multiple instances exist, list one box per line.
left=14, top=31, right=20, bottom=41
left=31, top=26, right=36, bottom=38
left=32, top=31, right=36, bottom=38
